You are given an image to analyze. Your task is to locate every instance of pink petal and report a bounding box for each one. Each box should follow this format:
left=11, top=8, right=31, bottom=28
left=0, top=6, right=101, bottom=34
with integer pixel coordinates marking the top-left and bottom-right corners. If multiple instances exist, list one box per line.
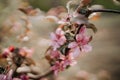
left=68, top=42, right=78, bottom=48
left=54, top=70, right=59, bottom=76
left=52, top=42, right=60, bottom=50
left=81, top=44, right=92, bottom=52
left=81, top=36, right=90, bottom=45
left=58, top=36, right=66, bottom=45
left=70, top=60, right=77, bottom=66
left=50, top=32, right=57, bottom=41
left=56, top=28, right=64, bottom=35
left=50, top=50, right=60, bottom=59
left=79, top=26, right=86, bottom=34
left=69, top=47, right=81, bottom=59
left=71, top=47, right=81, bottom=58
left=6, top=69, right=13, bottom=80
left=76, top=34, right=83, bottom=42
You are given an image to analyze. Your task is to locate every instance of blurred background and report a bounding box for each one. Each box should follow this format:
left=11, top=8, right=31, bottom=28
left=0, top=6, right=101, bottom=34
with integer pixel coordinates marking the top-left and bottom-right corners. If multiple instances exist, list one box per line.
left=0, top=0, right=120, bottom=80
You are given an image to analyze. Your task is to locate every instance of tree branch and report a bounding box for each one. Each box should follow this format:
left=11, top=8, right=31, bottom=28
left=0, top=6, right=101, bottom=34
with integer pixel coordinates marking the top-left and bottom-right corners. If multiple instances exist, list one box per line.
left=78, top=8, right=120, bottom=17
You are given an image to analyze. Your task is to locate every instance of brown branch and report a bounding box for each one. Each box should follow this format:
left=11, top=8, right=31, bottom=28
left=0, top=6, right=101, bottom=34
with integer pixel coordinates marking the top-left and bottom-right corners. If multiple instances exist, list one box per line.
left=30, top=70, right=53, bottom=80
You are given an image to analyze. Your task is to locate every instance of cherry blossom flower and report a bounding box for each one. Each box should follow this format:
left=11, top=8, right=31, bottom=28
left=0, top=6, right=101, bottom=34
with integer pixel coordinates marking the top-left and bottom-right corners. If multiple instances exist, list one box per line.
left=68, top=26, right=92, bottom=58
left=0, top=70, right=13, bottom=80
left=51, top=54, right=76, bottom=75
left=50, top=28, right=66, bottom=50
left=50, top=50, right=61, bottom=59
left=60, top=55, right=77, bottom=69
left=51, top=61, right=62, bottom=76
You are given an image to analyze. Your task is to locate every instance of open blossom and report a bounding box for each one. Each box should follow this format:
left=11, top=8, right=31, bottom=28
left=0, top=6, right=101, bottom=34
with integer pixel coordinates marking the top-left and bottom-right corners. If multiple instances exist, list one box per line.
left=60, top=55, right=77, bottom=69
left=51, top=61, right=62, bottom=75
left=50, top=50, right=61, bottom=59
left=0, top=70, right=13, bottom=80
left=68, top=26, right=92, bottom=58
left=51, top=55, right=76, bottom=75
left=50, top=28, right=66, bottom=50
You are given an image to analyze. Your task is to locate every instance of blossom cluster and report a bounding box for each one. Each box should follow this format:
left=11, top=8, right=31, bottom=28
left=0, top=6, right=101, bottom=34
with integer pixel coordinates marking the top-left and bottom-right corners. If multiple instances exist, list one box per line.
left=46, top=14, right=93, bottom=75
left=0, top=46, right=34, bottom=80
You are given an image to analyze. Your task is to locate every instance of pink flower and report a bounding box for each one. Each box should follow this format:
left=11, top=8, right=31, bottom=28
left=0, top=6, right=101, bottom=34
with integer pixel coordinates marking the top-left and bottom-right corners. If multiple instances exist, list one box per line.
left=0, top=70, right=13, bottom=80
left=50, top=28, right=66, bottom=50
left=51, top=61, right=62, bottom=76
left=51, top=55, right=76, bottom=75
left=50, top=50, right=61, bottom=59
left=68, top=26, right=92, bottom=58
left=60, top=55, right=77, bottom=69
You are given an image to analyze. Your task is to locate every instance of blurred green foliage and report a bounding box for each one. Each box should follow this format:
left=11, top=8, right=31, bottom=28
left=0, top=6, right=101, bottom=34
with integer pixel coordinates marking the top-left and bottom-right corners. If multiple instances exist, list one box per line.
left=93, top=0, right=120, bottom=10
left=28, top=0, right=68, bottom=11
left=28, top=0, right=120, bottom=11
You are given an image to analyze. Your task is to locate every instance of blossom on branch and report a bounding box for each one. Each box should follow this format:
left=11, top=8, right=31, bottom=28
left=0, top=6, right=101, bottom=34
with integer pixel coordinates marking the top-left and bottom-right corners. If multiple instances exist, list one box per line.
left=68, top=26, right=92, bottom=58
left=50, top=28, right=66, bottom=50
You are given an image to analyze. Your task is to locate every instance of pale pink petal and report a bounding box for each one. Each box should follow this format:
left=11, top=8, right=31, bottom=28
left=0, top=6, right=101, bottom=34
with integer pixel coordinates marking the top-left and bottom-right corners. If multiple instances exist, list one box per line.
left=58, top=36, right=66, bottom=45
left=56, top=28, right=64, bottom=35
left=71, top=47, right=81, bottom=58
left=6, top=69, right=13, bottom=80
left=52, top=42, right=60, bottom=50
left=68, top=42, right=78, bottom=48
left=79, top=26, right=86, bottom=34
left=81, top=44, right=92, bottom=52
left=70, top=60, right=77, bottom=66
left=54, top=70, right=59, bottom=76
left=50, top=32, right=57, bottom=41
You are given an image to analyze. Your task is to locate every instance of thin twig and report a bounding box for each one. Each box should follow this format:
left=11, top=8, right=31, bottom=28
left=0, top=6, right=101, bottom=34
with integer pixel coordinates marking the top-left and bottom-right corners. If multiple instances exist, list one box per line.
left=90, top=9, right=120, bottom=14
left=78, top=9, right=120, bottom=17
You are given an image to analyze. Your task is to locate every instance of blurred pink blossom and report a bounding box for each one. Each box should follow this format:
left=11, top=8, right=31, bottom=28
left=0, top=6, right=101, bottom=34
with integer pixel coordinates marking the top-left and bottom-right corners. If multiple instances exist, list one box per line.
left=20, top=74, right=29, bottom=80
left=0, top=70, right=13, bottom=80
left=19, top=47, right=34, bottom=58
